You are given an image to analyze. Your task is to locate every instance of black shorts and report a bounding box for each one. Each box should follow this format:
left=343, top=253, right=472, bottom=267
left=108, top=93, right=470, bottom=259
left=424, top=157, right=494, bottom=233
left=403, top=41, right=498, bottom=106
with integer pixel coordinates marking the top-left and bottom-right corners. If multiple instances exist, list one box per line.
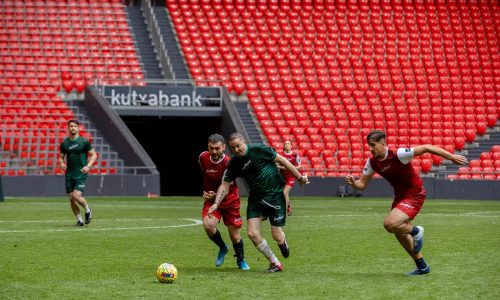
left=247, top=192, right=286, bottom=226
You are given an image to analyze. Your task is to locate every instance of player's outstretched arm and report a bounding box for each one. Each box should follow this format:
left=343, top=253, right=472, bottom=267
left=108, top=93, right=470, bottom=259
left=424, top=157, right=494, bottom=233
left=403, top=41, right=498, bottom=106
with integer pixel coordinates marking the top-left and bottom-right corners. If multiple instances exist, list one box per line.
left=345, top=174, right=372, bottom=191
left=413, top=145, right=468, bottom=166
left=275, top=154, right=310, bottom=186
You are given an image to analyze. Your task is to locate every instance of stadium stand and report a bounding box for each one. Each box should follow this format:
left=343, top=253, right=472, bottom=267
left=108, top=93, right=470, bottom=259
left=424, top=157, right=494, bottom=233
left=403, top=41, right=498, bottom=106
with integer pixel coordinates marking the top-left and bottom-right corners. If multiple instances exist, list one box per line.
left=166, top=0, right=499, bottom=179
left=0, top=0, right=145, bottom=176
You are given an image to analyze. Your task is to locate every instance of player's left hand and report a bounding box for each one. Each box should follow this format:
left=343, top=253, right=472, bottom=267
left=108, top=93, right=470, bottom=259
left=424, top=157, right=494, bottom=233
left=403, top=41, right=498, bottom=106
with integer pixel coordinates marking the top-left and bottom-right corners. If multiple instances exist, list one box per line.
left=81, top=166, right=90, bottom=174
left=287, top=202, right=292, bottom=216
left=451, top=155, right=468, bottom=166
left=203, top=191, right=216, bottom=200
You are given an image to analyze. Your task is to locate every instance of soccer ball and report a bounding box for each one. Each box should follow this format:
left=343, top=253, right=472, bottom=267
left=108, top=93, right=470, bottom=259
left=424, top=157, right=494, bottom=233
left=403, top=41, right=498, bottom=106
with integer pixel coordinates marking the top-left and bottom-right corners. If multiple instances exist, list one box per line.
left=156, top=263, right=177, bottom=284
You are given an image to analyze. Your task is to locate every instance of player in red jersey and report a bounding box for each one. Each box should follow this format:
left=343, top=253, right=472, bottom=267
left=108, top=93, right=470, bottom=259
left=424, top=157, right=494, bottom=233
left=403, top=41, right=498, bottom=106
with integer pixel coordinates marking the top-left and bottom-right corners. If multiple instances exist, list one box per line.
left=345, top=130, right=468, bottom=275
left=277, top=140, right=301, bottom=216
left=198, top=134, right=249, bottom=270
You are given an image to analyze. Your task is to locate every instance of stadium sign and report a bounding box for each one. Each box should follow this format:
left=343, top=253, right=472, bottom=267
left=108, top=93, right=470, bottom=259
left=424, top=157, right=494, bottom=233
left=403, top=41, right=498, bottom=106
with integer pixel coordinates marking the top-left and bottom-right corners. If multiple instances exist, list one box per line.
left=100, top=85, right=223, bottom=117
left=109, top=88, right=202, bottom=107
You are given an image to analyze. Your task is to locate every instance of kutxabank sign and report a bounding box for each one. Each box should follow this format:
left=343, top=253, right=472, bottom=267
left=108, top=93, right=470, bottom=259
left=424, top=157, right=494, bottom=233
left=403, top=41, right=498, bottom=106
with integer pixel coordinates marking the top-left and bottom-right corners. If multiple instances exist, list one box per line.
left=102, top=85, right=222, bottom=116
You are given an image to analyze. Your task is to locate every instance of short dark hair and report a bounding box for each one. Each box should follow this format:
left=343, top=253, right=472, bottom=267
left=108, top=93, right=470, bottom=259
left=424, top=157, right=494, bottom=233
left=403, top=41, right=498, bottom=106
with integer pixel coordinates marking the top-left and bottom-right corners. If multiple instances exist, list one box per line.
left=208, top=134, right=225, bottom=144
left=367, top=130, right=386, bottom=142
left=67, top=119, right=79, bottom=126
left=228, top=132, right=245, bottom=142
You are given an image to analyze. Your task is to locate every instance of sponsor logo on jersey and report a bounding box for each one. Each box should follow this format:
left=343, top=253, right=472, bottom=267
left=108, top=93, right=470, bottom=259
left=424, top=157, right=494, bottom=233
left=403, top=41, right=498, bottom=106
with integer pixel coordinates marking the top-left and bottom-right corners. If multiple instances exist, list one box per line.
left=243, top=160, right=251, bottom=170
left=405, top=148, right=411, bottom=152
left=69, top=144, right=78, bottom=150
left=381, top=165, right=391, bottom=172
left=206, top=169, right=218, bottom=174
left=78, top=184, right=85, bottom=188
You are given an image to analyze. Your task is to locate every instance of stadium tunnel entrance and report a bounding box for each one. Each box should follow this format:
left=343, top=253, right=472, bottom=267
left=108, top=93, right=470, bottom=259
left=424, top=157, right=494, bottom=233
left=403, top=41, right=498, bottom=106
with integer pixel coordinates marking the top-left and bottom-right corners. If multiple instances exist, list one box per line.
left=122, top=116, right=222, bottom=196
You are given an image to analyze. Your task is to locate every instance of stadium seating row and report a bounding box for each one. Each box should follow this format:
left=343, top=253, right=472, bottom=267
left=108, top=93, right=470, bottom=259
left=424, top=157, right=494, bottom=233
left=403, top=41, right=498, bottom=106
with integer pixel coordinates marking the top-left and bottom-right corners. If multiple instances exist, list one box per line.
left=0, top=0, right=142, bottom=175
left=167, top=0, right=499, bottom=177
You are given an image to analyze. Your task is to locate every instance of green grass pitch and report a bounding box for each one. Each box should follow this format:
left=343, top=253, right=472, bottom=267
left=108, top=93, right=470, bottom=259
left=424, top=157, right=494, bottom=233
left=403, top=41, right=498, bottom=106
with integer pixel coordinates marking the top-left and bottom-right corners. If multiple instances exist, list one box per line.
left=0, top=197, right=499, bottom=299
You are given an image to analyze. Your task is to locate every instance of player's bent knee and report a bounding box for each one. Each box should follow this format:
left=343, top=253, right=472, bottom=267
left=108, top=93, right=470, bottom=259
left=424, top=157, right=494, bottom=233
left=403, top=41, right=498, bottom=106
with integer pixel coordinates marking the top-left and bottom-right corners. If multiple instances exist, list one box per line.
left=202, top=218, right=217, bottom=231
left=247, top=229, right=260, bottom=241
left=383, top=219, right=398, bottom=233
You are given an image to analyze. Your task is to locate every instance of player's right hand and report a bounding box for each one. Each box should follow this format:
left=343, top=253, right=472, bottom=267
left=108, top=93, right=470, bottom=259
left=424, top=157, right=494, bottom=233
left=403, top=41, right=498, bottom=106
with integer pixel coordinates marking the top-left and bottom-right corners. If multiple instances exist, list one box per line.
left=345, top=175, right=356, bottom=186
left=207, top=203, right=217, bottom=219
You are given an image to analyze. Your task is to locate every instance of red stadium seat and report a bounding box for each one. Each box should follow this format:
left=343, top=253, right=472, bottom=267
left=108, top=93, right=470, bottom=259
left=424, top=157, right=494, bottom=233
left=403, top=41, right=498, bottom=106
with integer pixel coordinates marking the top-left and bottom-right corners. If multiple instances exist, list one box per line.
left=164, top=2, right=500, bottom=179
left=420, top=159, right=433, bottom=174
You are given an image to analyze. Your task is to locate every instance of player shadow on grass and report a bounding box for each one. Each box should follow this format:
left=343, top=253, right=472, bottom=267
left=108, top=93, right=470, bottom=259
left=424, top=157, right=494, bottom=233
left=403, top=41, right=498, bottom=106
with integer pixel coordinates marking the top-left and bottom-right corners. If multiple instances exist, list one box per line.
left=181, top=265, right=257, bottom=273
left=327, top=270, right=425, bottom=279
left=150, top=266, right=257, bottom=284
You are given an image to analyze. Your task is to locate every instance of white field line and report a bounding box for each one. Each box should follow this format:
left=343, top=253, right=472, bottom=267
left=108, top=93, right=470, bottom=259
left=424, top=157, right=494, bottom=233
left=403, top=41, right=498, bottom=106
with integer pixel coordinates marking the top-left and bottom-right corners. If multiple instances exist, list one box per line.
left=0, top=218, right=202, bottom=233
left=1, top=211, right=498, bottom=227
left=0, top=218, right=194, bottom=223
left=295, top=212, right=500, bottom=218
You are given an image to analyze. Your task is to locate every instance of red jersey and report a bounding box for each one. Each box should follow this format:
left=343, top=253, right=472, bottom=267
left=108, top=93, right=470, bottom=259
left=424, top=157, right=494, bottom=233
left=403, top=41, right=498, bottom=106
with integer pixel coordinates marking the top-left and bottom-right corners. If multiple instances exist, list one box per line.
left=280, top=151, right=301, bottom=178
left=364, top=148, right=424, bottom=200
left=199, top=151, right=239, bottom=207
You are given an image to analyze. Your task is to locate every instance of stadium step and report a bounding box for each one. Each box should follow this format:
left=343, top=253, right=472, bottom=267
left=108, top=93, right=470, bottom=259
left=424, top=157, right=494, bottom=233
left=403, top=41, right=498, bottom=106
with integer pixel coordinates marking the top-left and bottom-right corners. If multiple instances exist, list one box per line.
left=444, top=126, right=500, bottom=176
left=67, top=100, right=125, bottom=173
left=234, top=101, right=264, bottom=144
left=153, top=7, right=191, bottom=80
left=126, top=6, right=165, bottom=80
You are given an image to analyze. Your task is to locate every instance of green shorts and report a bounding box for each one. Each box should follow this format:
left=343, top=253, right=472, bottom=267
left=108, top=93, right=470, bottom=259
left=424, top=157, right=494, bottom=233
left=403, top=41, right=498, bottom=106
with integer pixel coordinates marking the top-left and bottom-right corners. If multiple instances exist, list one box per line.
left=65, top=177, right=87, bottom=194
left=247, top=192, right=286, bottom=227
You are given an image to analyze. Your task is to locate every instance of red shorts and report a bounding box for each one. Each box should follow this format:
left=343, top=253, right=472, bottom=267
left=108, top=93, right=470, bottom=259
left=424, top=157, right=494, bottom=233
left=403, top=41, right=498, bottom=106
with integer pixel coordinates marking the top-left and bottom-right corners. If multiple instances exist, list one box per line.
left=391, top=189, right=426, bottom=219
left=282, top=174, right=296, bottom=187
left=202, top=200, right=242, bottom=227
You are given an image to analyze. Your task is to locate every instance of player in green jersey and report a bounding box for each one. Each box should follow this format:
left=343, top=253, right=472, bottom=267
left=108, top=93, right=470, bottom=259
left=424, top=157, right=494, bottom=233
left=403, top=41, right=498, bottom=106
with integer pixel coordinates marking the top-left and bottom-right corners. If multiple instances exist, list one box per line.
left=208, top=133, right=309, bottom=272
left=59, top=119, right=97, bottom=227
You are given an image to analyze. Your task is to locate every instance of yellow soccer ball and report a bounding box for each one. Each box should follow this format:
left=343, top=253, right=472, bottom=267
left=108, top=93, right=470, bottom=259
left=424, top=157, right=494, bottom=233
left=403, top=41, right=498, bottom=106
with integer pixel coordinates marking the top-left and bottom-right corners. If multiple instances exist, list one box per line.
left=156, top=263, right=177, bottom=284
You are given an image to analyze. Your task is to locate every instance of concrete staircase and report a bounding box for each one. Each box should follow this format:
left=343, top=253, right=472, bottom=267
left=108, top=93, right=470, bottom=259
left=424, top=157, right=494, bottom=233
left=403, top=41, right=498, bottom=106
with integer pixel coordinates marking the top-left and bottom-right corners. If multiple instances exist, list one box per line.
left=439, top=122, right=500, bottom=176
left=68, top=101, right=125, bottom=172
left=126, top=6, right=164, bottom=80
left=234, top=101, right=264, bottom=144
left=153, top=7, right=190, bottom=80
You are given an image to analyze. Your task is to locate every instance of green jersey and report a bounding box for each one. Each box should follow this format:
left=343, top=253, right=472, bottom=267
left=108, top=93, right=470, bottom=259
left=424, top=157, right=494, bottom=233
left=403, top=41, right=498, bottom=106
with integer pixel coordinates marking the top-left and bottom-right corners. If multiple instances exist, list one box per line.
left=60, top=136, right=92, bottom=179
left=224, top=144, right=285, bottom=197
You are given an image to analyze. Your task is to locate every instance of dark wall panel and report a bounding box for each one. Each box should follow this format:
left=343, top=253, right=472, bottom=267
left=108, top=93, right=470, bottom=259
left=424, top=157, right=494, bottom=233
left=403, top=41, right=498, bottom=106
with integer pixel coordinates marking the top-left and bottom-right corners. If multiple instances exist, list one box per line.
left=2, top=175, right=159, bottom=197
left=122, top=116, right=221, bottom=196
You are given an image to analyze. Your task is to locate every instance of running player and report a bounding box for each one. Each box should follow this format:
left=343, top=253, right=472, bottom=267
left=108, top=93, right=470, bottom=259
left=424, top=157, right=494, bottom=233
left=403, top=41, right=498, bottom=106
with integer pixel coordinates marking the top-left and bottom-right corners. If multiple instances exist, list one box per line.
left=59, top=119, right=97, bottom=227
left=198, top=134, right=249, bottom=270
left=277, top=140, right=301, bottom=216
left=208, top=133, right=310, bottom=272
left=345, top=130, right=468, bottom=275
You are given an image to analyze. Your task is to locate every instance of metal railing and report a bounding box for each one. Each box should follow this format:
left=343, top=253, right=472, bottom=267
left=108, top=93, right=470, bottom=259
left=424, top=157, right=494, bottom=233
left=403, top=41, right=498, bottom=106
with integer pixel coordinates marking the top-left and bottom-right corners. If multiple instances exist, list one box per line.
left=141, top=0, right=174, bottom=79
